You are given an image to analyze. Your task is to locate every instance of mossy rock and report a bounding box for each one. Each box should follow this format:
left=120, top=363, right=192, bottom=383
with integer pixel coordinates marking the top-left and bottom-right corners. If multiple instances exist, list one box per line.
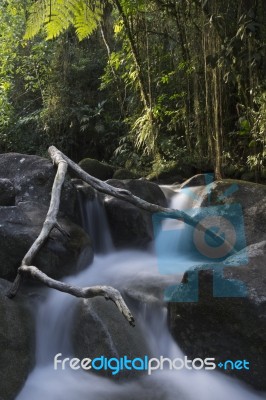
left=149, top=162, right=197, bottom=183
left=78, top=158, right=114, bottom=181
left=261, top=167, right=266, bottom=180
left=148, top=163, right=182, bottom=183
left=241, top=171, right=256, bottom=182
left=112, top=168, right=140, bottom=180
left=223, top=165, right=242, bottom=179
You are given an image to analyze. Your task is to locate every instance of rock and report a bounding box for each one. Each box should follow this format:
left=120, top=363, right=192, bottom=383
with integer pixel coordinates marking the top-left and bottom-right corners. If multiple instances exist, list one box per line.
left=261, top=167, right=266, bottom=180
left=0, top=153, right=94, bottom=281
left=0, top=179, right=16, bottom=206
left=0, top=202, right=93, bottom=281
left=223, top=165, right=242, bottom=179
left=72, top=297, right=150, bottom=379
left=79, top=158, right=114, bottom=181
left=0, top=279, right=35, bottom=400
left=149, top=163, right=200, bottom=184
left=72, top=179, right=96, bottom=201
left=148, top=163, right=183, bottom=184
left=112, top=169, right=139, bottom=180
left=0, top=153, right=76, bottom=220
left=104, top=179, right=167, bottom=248
left=168, top=241, right=266, bottom=390
left=241, top=171, right=256, bottom=182
left=198, top=179, right=266, bottom=246
left=180, top=174, right=211, bottom=189
left=124, top=275, right=182, bottom=305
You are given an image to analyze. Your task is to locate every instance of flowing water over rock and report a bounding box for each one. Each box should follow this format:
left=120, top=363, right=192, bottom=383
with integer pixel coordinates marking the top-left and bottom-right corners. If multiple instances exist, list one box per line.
left=17, top=187, right=266, bottom=400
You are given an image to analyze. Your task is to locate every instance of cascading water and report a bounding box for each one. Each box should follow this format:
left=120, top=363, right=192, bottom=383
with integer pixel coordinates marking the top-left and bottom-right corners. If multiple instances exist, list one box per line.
left=77, top=188, right=113, bottom=253
left=17, top=187, right=265, bottom=400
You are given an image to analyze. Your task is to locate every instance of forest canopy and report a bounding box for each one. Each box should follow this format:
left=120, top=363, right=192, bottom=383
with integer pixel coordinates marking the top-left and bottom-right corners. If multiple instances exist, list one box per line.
left=0, top=0, right=265, bottom=182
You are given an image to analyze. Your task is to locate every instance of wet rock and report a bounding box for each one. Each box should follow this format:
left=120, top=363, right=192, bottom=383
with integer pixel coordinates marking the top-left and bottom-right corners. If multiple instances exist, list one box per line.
left=0, top=202, right=93, bottom=281
left=198, top=179, right=266, bottom=246
left=104, top=179, right=167, bottom=248
left=0, top=279, right=35, bottom=400
left=0, top=153, right=76, bottom=220
left=0, top=179, right=16, bottom=206
left=72, top=297, right=150, bottom=379
left=0, top=153, right=93, bottom=281
left=168, top=241, right=266, bottom=390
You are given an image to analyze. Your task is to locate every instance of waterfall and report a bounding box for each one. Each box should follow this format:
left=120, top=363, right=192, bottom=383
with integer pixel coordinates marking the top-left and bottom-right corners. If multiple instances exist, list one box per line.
left=156, top=185, right=208, bottom=276
left=77, top=188, right=113, bottom=253
left=16, top=187, right=264, bottom=400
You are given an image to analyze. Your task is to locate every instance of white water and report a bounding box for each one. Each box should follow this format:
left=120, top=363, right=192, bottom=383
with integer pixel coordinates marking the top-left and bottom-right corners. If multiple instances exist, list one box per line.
left=17, top=188, right=265, bottom=400
left=156, top=185, right=207, bottom=275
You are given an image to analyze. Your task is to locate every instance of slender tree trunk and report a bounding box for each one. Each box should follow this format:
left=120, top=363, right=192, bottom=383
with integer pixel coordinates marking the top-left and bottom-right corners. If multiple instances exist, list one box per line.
left=113, top=0, right=151, bottom=111
left=213, top=66, right=223, bottom=180
left=100, top=22, right=125, bottom=116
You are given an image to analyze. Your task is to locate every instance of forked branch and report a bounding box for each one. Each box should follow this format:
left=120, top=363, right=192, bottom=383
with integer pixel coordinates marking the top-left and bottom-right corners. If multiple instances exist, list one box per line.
left=6, top=146, right=134, bottom=326
left=6, top=145, right=234, bottom=326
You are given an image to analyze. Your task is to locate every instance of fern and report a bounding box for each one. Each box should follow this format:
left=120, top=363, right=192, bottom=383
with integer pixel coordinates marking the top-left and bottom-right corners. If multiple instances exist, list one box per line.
left=24, top=0, right=103, bottom=41
left=24, top=0, right=49, bottom=40
left=132, top=108, right=157, bottom=155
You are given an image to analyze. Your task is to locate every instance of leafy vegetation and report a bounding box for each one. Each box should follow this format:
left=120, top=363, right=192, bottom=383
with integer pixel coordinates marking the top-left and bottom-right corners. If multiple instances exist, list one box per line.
left=0, top=0, right=265, bottom=182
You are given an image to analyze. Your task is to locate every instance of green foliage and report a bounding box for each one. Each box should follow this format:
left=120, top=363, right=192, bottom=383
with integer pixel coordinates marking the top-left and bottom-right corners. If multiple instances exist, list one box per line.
left=132, top=109, right=157, bottom=155
left=0, top=0, right=265, bottom=183
left=24, top=0, right=103, bottom=41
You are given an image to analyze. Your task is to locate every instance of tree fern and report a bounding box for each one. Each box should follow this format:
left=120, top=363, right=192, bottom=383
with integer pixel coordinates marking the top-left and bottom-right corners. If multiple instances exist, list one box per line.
left=24, top=0, right=103, bottom=41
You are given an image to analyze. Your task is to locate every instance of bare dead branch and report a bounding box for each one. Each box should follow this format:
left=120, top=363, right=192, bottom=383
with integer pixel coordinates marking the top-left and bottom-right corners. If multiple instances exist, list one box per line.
left=54, top=146, right=235, bottom=253
left=9, top=266, right=135, bottom=326
left=6, top=146, right=134, bottom=326
left=6, top=145, right=235, bottom=327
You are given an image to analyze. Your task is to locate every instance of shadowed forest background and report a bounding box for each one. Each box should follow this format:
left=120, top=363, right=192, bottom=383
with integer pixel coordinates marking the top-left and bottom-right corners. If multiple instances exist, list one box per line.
left=0, top=0, right=265, bottom=182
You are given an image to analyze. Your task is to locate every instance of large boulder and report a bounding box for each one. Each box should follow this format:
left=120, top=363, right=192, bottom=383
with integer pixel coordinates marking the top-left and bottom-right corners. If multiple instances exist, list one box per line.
left=0, top=202, right=93, bottom=281
left=0, top=153, right=93, bottom=281
left=72, top=297, right=150, bottom=379
left=168, top=241, right=266, bottom=390
left=0, top=153, right=76, bottom=220
left=104, top=179, right=167, bottom=248
left=198, top=179, right=266, bottom=246
left=0, top=279, right=35, bottom=400
left=79, top=158, right=114, bottom=181
left=0, top=179, right=16, bottom=206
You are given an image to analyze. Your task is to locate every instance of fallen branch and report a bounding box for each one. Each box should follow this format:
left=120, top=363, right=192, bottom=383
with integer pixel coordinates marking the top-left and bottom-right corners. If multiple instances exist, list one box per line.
left=57, top=146, right=234, bottom=252
left=7, top=145, right=234, bottom=325
left=10, top=266, right=135, bottom=326
left=6, top=146, right=134, bottom=326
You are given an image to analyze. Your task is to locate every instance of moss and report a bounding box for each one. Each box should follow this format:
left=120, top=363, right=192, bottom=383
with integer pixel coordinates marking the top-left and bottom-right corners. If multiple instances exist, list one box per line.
left=78, top=158, right=114, bottom=180
left=112, top=168, right=139, bottom=180
left=240, top=171, right=256, bottom=182
left=222, top=178, right=266, bottom=189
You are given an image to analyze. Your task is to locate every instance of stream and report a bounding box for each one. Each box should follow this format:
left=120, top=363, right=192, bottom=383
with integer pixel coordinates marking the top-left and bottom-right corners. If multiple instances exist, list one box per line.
left=17, top=186, right=265, bottom=400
